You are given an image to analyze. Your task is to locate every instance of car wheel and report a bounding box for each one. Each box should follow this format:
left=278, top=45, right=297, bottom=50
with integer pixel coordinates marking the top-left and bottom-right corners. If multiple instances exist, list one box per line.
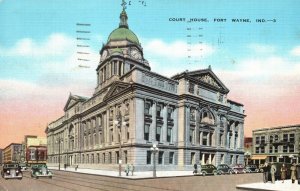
left=229, top=170, right=233, bottom=175
left=213, top=170, right=218, bottom=176
left=49, top=176, right=52, bottom=179
left=202, top=171, right=206, bottom=176
left=243, top=170, right=247, bottom=173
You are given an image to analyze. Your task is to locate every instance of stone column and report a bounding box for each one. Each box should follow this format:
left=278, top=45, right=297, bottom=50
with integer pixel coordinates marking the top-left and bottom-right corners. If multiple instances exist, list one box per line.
left=151, top=100, right=157, bottom=142
left=162, top=104, right=168, bottom=143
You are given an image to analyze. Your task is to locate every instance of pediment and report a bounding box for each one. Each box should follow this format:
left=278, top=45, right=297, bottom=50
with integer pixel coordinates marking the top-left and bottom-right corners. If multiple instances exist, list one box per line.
left=64, top=94, right=88, bottom=111
left=188, top=69, right=229, bottom=93
left=103, top=82, right=131, bottom=101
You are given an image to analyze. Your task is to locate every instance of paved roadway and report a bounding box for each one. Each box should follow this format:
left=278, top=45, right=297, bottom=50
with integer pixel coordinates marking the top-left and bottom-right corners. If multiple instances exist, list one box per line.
left=0, top=170, right=262, bottom=191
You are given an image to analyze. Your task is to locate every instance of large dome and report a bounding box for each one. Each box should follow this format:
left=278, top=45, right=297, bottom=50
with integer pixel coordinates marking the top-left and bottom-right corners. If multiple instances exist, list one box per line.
left=107, top=27, right=139, bottom=44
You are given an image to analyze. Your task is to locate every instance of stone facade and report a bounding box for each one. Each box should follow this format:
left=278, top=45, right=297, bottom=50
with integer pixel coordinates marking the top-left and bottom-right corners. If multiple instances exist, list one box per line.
left=46, top=8, right=245, bottom=171
left=3, top=143, right=22, bottom=163
left=252, top=124, right=300, bottom=165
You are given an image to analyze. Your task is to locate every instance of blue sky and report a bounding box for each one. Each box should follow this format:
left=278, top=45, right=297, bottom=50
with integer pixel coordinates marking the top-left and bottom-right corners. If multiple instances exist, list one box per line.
left=0, top=0, right=300, bottom=147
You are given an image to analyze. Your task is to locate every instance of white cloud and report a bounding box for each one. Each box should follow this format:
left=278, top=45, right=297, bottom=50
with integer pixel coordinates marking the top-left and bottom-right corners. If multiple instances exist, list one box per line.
left=143, top=39, right=214, bottom=60
left=248, top=43, right=276, bottom=54
left=1, top=33, right=75, bottom=57
left=290, top=46, right=300, bottom=56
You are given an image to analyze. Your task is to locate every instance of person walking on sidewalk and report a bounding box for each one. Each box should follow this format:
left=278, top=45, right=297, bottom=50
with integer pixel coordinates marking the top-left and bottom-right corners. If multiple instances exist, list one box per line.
left=270, top=163, right=276, bottom=184
left=125, top=164, right=130, bottom=176
left=296, top=163, right=300, bottom=185
left=263, top=163, right=269, bottom=183
left=280, top=163, right=287, bottom=183
left=129, top=163, right=134, bottom=176
left=291, top=163, right=297, bottom=184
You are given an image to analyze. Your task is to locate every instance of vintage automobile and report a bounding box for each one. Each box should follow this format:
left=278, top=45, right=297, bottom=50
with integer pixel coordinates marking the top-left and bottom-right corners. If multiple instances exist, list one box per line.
left=1, top=163, right=23, bottom=180
left=31, top=163, right=52, bottom=179
left=199, top=164, right=221, bottom=176
left=217, top=164, right=234, bottom=175
left=231, top=164, right=247, bottom=174
left=245, top=164, right=259, bottom=173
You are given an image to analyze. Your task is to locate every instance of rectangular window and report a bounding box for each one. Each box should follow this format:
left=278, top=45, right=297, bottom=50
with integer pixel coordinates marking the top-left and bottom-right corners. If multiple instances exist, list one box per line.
left=110, top=129, right=114, bottom=142
left=255, top=147, right=259, bottom=153
left=144, top=124, right=150, bottom=141
left=219, top=133, right=223, bottom=146
left=158, top=151, right=164, bottom=164
left=109, top=152, right=112, bottom=164
left=261, top=146, right=265, bottom=153
left=102, top=153, right=105, bottom=164
left=274, top=146, right=278, bottom=153
left=255, top=136, right=260, bottom=144
left=156, top=105, right=161, bottom=117
left=147, top=151, right=151, bottom=164
left=189, top=129, right=194, bottom=143
left=203, top=132, right=208, bottom=145
left=269, top=146, right=273, bottom=153
left=260, top=136, right=265, bottom=144
left=156, top=126, right=161, bottom=142
left=169, top=152, right=174, bottom=165
left=191, top=152, right=195, bottom=165
left=289, top=145, right=294, bottom=152
left=283, top=134, right=288, bottom=142
left=116, top=151, right=119, bottom=164
left=145, top=102, right=151, bottom=114
left=290, top=134, right=295, bottom=142
left=97, top=153, right=100, bottom=163
left=167, top=127, right=172, bottom=143
left=283, top=145, right=288, bottom=152
left=124, top=150, right=128, bottom=164
left=189, top=83, right=194, bottom=93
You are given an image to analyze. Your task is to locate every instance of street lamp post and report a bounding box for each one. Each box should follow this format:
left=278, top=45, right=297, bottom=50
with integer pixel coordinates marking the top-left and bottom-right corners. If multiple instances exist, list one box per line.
left=150, top=144, right=159, bottom=178
left=114, top=115, right=126, bottom=177
left=56, top=138, right=63, bottom=171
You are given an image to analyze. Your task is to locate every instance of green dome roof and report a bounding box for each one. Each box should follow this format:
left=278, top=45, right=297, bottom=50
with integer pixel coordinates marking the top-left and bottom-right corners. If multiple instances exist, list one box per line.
left=107, top=27, right=140, bottom=44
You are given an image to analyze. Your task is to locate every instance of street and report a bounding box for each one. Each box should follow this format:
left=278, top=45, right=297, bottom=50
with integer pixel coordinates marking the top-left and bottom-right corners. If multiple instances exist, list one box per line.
left=0, top=170, right=262, bottom=191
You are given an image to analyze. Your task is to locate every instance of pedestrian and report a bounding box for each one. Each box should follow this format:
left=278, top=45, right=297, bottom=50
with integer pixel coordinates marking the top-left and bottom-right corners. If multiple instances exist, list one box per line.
left=125, top=164, right=130, bottom=176
left=280, top=163, right=287, bottom=183
left=193, top=163, right=198, bottom=175
left=129, top=163, right=134, bottom=176
left=262, top=163, right=269, bottom=183
left=270, top=163, right=276, bottom=184
left=75, top=165, right=78, bottom=171
left=296, top=163, right=300, bottom=185
left=64, top=163, right=67, bottom=171
left=291, top=163, right=297, bottom=184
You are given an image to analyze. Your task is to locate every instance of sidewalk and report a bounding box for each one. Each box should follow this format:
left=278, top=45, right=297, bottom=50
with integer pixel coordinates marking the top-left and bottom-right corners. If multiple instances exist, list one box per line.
left=48, top=166, right=193, bottom=179
left=236, top=179, right=300, bottom=191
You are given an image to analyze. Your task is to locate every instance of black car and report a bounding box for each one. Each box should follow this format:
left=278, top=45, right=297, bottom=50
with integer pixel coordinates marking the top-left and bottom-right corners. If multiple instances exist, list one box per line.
left=200, top=164, right=221, bottom=176
left=31, top=163, right=53, bottom=179
left=217, top=164, right=234, bottom=175
left=245, top=165, right=259, bottom=173
left=1, top=163, right=23, bottom=180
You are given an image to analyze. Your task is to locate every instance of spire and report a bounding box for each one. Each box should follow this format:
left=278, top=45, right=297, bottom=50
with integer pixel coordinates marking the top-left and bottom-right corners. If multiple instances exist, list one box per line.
left=119, top=0, right=129, bottom=28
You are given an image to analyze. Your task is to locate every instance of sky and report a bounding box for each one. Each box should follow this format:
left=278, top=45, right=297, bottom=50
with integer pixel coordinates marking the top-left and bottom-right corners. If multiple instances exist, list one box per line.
left=0, top=0, right=300, bottom=148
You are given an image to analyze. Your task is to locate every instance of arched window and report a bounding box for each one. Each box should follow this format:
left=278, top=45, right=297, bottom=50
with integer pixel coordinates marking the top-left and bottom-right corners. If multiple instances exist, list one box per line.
left=200, top=110, right=215, bottom=125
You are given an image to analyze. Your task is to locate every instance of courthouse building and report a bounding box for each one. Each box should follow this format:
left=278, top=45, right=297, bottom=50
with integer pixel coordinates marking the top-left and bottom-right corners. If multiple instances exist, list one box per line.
left=46, top=8, right=245, bottom=171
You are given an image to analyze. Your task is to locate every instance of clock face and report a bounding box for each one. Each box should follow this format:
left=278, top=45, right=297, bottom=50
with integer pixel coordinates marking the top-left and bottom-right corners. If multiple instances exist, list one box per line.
left=102, top=50, right=108, bottom=60
left=130, top=48, right=142, bottom=60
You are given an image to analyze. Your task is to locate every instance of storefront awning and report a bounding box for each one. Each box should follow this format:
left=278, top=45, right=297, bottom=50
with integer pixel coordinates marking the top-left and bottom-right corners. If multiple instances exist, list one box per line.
left=251, top=155, right=267, bottom=160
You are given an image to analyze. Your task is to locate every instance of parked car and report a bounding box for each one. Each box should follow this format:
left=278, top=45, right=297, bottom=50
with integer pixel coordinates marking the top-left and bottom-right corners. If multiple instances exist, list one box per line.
left=200, top=164, right=221, bottom=176
left=217, top=164, right=234, bottom=175
left=31, top=163, right=52, bottom=179
left=231, top=164, right=247, bottom=174
left=245, top=165, right=259, bottom=173
left=1, top=163, right=23, bottom=180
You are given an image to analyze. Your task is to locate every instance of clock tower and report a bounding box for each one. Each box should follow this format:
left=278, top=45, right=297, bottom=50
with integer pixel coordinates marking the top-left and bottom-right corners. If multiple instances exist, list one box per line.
left=95, top=6, right=150, bottom=93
